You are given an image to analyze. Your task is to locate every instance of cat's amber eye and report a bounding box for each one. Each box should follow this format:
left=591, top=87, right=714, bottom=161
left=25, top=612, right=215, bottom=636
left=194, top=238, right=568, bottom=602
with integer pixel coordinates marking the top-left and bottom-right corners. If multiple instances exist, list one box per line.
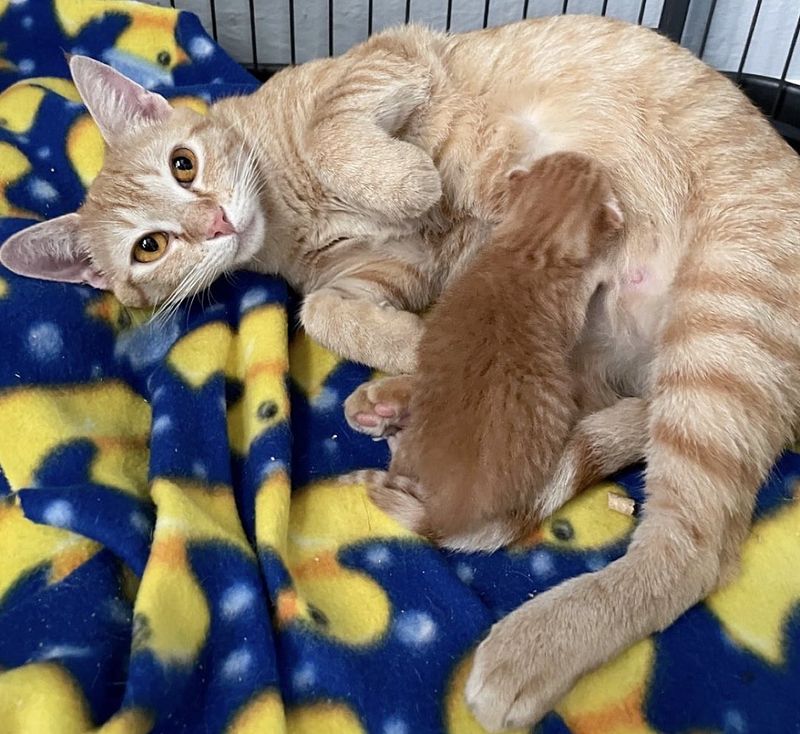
left=133, top=232, right=169, bottom=264
left=170, top=147, right=197, bottom=185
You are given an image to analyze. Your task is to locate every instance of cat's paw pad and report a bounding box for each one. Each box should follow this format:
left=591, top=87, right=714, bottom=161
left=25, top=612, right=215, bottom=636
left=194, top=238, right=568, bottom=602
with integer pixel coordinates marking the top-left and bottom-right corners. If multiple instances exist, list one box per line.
left=344, top=375, right=414, bottom=438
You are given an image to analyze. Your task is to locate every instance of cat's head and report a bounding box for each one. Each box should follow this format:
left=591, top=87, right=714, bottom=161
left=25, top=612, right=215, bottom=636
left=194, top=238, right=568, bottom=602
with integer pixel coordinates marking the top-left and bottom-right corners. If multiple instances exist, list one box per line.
left=0, top=56, right=266, bottom=308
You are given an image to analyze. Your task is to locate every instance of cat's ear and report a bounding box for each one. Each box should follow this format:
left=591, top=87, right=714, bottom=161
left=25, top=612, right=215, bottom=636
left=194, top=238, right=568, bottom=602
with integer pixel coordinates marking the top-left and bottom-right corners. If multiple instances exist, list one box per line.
left=308, top=58, right=441, bottom=221
left=68, top=55, right=172, bottom=144
left=0, top=214, right=108, bottom=289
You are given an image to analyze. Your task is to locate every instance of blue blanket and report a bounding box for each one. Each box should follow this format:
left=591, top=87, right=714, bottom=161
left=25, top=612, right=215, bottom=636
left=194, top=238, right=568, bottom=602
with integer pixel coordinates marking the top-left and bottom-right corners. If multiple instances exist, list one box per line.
left=0, top=2, right=799, bottom=732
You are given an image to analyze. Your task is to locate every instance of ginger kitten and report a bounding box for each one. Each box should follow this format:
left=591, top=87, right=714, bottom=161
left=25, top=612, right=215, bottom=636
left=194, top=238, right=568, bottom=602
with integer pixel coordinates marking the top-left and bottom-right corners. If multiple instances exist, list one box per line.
left=345, top=152, right=623, bottom=549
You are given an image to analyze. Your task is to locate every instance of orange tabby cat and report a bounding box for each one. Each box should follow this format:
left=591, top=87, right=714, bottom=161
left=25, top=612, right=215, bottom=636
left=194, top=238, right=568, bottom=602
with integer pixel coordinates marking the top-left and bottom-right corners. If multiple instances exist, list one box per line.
left=345, top=152, right=623, bottom=549
left=3, top=15, right=800, bottom=732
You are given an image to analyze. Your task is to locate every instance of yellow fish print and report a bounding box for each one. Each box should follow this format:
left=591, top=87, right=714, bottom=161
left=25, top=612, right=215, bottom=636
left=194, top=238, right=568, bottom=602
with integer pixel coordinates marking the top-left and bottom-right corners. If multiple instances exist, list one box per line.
left=514, top=482, right=637, bottom=552
left=0, top=77, right=80, bottom=135
left=0, top=142, right=36, bottom=219
left=555, top=639, right=657, bottom=734
left=0, top=662, right=92, bottom=734
left=0, top=501, right=100, bottom=603
left=134, top=477, right=254, bottom=666
left=289, top=329, right=343, bottom=403
left=0, top=381, right=150, bottom=497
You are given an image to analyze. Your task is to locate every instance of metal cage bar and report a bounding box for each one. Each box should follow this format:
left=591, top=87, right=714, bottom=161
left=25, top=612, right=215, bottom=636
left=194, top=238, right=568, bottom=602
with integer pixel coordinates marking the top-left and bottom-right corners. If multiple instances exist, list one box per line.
left=328, top=0, right=334, bottom=56
left=737, top=0, right=764, bottom=82
left=657, top=0, right=690, bottom=43
left=247, top=0, right=259, bottom=71
left=208, top=0, right=218, bottom=41
left=698, top=0, right=718, bottom=59
left=770, top=10, right=800, bottom=117
left=288, top=0, right=296, bottom=64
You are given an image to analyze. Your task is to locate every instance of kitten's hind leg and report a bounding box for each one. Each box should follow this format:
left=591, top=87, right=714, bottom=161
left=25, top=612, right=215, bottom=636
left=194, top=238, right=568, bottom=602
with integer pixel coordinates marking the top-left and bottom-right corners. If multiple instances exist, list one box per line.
left=344, top=374, right=416, bottom=438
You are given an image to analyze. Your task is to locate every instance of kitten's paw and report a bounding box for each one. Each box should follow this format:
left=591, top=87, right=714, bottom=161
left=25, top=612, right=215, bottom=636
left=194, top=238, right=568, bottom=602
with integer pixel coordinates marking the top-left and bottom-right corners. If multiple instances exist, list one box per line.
left=367, top=471, right=428, bottom=534
left=344, top=375, right=415, bottom=438
left=465, top=591, right=580, bottom=731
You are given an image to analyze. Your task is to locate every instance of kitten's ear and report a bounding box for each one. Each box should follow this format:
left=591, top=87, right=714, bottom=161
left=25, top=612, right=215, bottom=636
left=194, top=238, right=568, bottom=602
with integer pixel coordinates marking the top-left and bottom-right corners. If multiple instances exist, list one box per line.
left=308, top=57, right=441, bottom=221
left=68, top=55, right=172, bottom=144
left=0, top=214, right=108, bottom=289
left=507, top=165, right=531, bottom=182
left=603, top=196, right=624, bottom=231
left=506, top=165, right=539, bottom=192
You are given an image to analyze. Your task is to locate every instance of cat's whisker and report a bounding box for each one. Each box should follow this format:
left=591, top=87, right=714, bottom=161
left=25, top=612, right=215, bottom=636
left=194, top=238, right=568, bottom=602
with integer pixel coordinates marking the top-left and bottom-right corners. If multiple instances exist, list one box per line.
left=151, top=262, right=204, bottom=328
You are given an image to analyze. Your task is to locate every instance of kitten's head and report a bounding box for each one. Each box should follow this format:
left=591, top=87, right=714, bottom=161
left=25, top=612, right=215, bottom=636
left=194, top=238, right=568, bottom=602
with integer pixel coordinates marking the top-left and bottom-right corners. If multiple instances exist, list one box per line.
left=503, top=151, right=624, bottom=258
left=0, top=56, right=266, bottom=308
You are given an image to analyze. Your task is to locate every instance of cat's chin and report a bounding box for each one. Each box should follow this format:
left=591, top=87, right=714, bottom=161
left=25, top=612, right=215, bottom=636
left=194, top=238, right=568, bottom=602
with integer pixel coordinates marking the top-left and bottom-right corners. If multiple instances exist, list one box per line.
left=230, top=211, right=266, bottom=267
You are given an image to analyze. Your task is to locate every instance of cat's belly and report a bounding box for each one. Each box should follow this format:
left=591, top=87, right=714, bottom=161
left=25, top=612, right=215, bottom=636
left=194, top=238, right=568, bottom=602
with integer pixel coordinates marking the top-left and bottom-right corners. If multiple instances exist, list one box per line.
left=575, top=262, right=670, bottom=409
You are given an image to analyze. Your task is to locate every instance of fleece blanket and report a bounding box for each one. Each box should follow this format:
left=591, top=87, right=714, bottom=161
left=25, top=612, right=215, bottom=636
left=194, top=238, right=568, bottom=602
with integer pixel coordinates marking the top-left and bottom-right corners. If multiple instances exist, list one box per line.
left=0, top=1, right=799, bottom=733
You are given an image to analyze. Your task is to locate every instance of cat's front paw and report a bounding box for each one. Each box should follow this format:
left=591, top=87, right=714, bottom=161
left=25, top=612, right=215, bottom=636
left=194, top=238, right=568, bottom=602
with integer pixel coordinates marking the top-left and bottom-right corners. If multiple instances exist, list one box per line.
left=344, top=375, right=415, bottom=438
left=465, top=589, right=582, bottom=731
left=400, top=151, right=443, bottom=216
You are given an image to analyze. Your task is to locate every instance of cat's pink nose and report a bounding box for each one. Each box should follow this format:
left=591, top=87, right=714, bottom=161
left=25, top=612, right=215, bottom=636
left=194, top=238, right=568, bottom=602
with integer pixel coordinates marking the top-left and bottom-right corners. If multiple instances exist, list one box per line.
left=208, top=207, right=235, bottom=239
